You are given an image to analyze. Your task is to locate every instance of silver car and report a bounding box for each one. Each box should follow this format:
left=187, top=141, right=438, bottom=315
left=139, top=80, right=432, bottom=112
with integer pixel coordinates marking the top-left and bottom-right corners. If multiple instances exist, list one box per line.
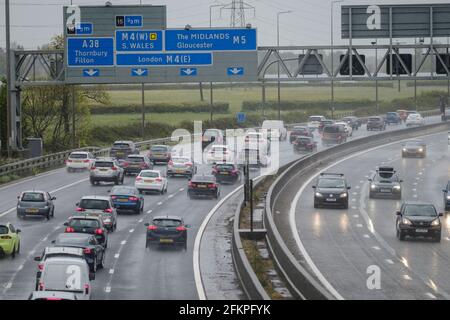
left=76, top=195, right=117, bottom=232
left=369, top=166, right=403, bottom=199
left=402, top=140, right=426, bottom=158
left=90, top=157, right=125, bottom=185
left=167, top=156, right=197, bottom=178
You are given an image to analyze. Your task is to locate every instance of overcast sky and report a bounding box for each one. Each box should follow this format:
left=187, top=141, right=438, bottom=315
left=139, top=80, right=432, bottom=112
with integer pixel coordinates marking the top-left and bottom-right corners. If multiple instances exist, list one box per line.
left=0, top=0, right=449, bottom=49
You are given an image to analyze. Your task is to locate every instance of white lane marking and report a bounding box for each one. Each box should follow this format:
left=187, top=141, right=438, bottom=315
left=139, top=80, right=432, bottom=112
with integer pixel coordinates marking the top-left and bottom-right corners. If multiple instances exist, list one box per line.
left=105, top=287, right=111, bottom=293
left=168, top=194, right=174, bottom=199
left=413, top=182, right=418, bottom=186
left=147, top=210, right=152, bottom=214
left=109, top=269, right=114, bottom=274
left=120, top=240, right=127, bottom=245
left=426, top=293, right=437, bottom=299
left=359, top=181, right=364, bottom=184
left=413, top=195, right=418, bottom=198
left=129, top=229, right=134, bottom=233
left=0, top=208, right=15, bottom=218
left=363, top=234, right=370, bottom=238
left=403, top=275, right=412, bottom=280
left=353, top=214, right=359, bottom=218
left=445, top=237, right=450, bottom=241
left=352, top=192, right=358, bottom=196
left=41, top=236, right=48, bottom=242
left=138, top=219, right=143, bottom=223
left=351, top=199, right=356, bottom=202
left=355, top=186, right=360, bottom=189
left=29, top=250, right=35, bottom=255
left=114, top=253, right=120, bottom=259
left=356, top=224, right=363, bottom=228
left=157, top=202, right=163, bottom=205
left=5, top=283, right=12, bottom=289
left=372, top=246, right=381, bottom=250
left=180, top=188, right=185, bottom=191
left=385, top=259, right=394, bottom=264
left=412, top=189, right=417, bottom=192
left=17, top=265, right=23, bottom=271
left=351, top=207, right=357, bottom=210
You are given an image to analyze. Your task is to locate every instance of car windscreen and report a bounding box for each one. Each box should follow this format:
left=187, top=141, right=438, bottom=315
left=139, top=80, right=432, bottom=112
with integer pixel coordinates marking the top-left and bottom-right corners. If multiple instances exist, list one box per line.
left=0, top=226, right=8, bottom=234
left=126, top=157, right=145, bottom=163
left=323, top=126, right=339, bottom=133
left=405, top=141, right=422, bottom=147
left=192, top=175, right=215, bottom=183
left=112, top=143, right=131, bottom=149
left=215, top=164, right=235, bottom=171
left=298, top=138, right=312, bottom=143
left=21, top=192, right=45, bottom=202
left=368, top=118, right=381, bottom=122
left=172, top=157, right=190, bottom=164
left=94, top=161, right=113, bottom=168
left=317, top=178, right=345, bottom=188
left=69, top=153, right=88, bottom=159
left=404, top=205, right=437, bottom=217
left=55, top=234, right=90, bottom=246
left=111, top=187, right=135, bottom=195
left=153, top=219, right=182, bottom=227
left=42, top=263, right=86, bottom=292
left=309, top=117, right=322, bottom=122
left=79, top=199, right=109, bottom=210
left=375, top=173, right=397, bottom=182
left=151, top=146, right=168, bottom=152
left=69, top=219, right=100, bottom=229
left=139, top=171, right=159, bottom=178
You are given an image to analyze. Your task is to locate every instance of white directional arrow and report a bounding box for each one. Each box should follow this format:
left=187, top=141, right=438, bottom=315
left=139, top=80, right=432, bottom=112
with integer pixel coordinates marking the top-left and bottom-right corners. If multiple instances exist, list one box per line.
left=84, top=69, right=99, bottom=76
left=182, top=68, right=195, bottom=75
left=229, top=67, right=243, bottom=75
left=133, top=68, right=147, bottom=76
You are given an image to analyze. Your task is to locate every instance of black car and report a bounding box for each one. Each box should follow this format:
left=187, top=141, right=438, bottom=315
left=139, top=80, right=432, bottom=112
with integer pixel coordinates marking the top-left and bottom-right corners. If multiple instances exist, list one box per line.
left=109, top=186, right=144, bottom=214
left=385, top=112, right=401, bottom=125
left=64, top=216, right=108, bottom=248
left=293, top=136, right=317, bottom=153
left=443, top=181, right=450, bottom=211
left=16, top=191, right=56, bottom=220
left=122, top=155, right=153, bottom=175
left=110, top=140, right=139, bottom=160
left=368, top=167, right=403, bottom=199
left=366, top=117, right=386, bottom=131
left=290, top=126, right=313, bottom=143
left=188, top=175, right=220, bottom=199
left=144, top=216, right=190, bottom=250
left=212, top=163, right=240, bottom=184
left=396, top=202, right=443, bottom=242
left=313, top=173, right=351, bottom=209
left=402, top=140, right=426, bottom=158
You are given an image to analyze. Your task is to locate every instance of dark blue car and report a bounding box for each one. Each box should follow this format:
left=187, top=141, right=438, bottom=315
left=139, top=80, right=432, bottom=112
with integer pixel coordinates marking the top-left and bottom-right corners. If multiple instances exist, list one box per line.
left=144, top=216, right=190, bottom=250
left=443, top=181, right=450, bottom=211
left=109, top=186, right=144, bottom=214
left=386, top=112, right=401, bottom=125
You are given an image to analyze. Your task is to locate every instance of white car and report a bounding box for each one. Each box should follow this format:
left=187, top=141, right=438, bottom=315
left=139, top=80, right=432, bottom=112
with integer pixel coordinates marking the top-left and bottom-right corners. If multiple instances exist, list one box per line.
left=307, top=115, right=326, bottom=130
left=405, top=113, right=425, bottom=126
left=244, top=132, right=269, bottom=153
left=334, top=122, right=353, bottom=137
left=206, top=145, right=235, bottom=164
left=135, top=170, right=168, bottom=194
left=65, top=152, right=95, bottom=172
left=261, top=120, right=287, bottom=141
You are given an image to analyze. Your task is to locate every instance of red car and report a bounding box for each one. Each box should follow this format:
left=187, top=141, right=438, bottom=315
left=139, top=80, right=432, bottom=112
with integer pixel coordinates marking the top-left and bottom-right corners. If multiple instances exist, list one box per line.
left=293, top=136, right=317, bottom=152
left=290, top=126, right=313, bottom=143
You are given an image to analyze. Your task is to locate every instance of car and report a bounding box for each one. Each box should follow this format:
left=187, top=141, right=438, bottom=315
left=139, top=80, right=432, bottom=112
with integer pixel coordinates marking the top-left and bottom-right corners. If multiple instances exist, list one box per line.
left=167, top=156, right=197, bottom=178
left=244, top=132, right=269, bottom=153
left=36, top=256, right=94, bottom=300
left=321, top=125, right=347, bottom=146
left=405, top=113, right=425, bottom=126
left=290, top=126, right=313, bottom=143
left=212, top=162, right=241, bottom=184
left=188, top=174, right=220, bottom=199
left=261, top=120, right=287, bottom=141
left=110, top=140, right=139, bottom=160
left=135, top=170, right=168, bottom=194
left=202, top=129, right=225, bottom=150
left=76, top=196, right=118, bottom=232
left=368, top=166, right=403, bottom=199
left=402, top=140, right=426, bottom=158
left=90, top=157, right=125, bottom=185
left=109, top=186, right=144, bottom=214
left=396, top=202, right=443, bottom=242
left=385, top=112, right=401, bottom=125
left=206, top=145, right=235, bottom=164
left=122, top=154, right=153, bottom=175
left=236, top=147, right=270, bottom=168
left=0, top=223, right=21, bottom=258
left=341, top=116, right=361, bottom=130
left=148, top=145, right=172, bottom=164
left=406, top=110, right=419, bottom=117
left=448, top=131, right=450, bottom=144
left=442, top=181, right=450, bottom=211
left=318, top=119, right=334, bottom=133
left=49, top=234, right=105, bottom=273
left=334, top=121, right=353, bottom=137
left=28, top=291, right=79, bottom=300
left=397, top=109, right=408, bottom=122
left=366, top=116, right=386, bottom=131
left=65, top=152, right=95, bottom=172
left=312, top=173, right=351, bottom=209
left=145, top=216, right=190, bottom=250
left=64, top=215, right=108, bottom=248
left=16, top=191, right=56, bottom=220
left=293, top=136, right=317, bottom=153
left=308, top=115, right=326, bottom=130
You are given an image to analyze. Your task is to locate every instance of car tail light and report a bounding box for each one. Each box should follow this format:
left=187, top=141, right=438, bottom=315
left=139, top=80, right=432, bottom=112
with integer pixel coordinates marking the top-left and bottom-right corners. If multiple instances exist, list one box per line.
left=0, top=235, right=11, bottom=239
left=231, top=169, right=239, bottom=175
left=46, top=297, right=62, bottom=300
left=129, top=197, right=138, bottom=201
left=84, top=284, right=90, bottom=295
left=147, top=225, right=158, bottom=231
left=103, top=208, right=113, bottom=213
left=95, top=228, right=103, bottom=235
left=111, top=196, right=117, bottom=200
left=111, top=167, right=117, bottom=171
left=165, top=153, right=169, bottom=157
left=38, top=263, right=44, bottom=270
left=155, top=178, right=162, bottom=182
left=212, top=168, right=218, bottom=174
left=83, top=248, right=92, bottom=254
left=208, top=184, right=217, bottom=188
left=186, top=162, right=193, bottom=167
left=38, top=282, right=44, bottom=291
left=140, top=163, right=148, bottom=169
left=66, top=159, right=72, bottom=163
left=122, top=162, right=129, bottom=167
left=168, top=160, right=173, bottom=166
left=188, top=181, right=194, bottom=188
left=136, top=177, right=143, bottom=182
left=76, top=207, right=86, bottom=212
left=176, top=226, right=187, bottom=232
left=65, top=227, right=75, bottom=233
left=83, top=159, right=90, bottom=163
left=90, top=166, right=96, bottom=170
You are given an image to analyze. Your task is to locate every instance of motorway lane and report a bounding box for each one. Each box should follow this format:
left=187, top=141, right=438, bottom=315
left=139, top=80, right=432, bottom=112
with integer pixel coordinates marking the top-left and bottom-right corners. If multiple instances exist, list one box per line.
left=0, top=117, right=440, bottom=299
left=292, top=131, right=450, bottom=300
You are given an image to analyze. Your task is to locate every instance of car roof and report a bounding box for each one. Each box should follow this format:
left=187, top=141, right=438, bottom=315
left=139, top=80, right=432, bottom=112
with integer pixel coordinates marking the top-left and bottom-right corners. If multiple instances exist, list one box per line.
left=403, top=201, right=435, bottom=206
left=127, top=154, right=145, bottom=158
left=192, top=174, right=215, bottom=182
left=70, top=215, right=103, bottom=221
left=211, top=144, right=228, bottom=148
left=309, top=115, right=325, bottom=117
left=45, top=246, right=84, bottom=256
left=57, top=232, right=92, bottom=240
left=151, top=144, right=169, bottom=148
left=30, top=291, right=78, bottom=299
left=95, top=157, right=115, bottom=161
left=153, top=215, right=183, bottom=221
left=44, top=256, right=88, bottom=264
left=80, top=195, right=110, bottom=201
left=139, top=170, right=160, bottom=174
left=70, top=151, right=89, bottom=155
left=114, top=140, right=134, bottom=144
left=21, top=190, right=46, bottom=194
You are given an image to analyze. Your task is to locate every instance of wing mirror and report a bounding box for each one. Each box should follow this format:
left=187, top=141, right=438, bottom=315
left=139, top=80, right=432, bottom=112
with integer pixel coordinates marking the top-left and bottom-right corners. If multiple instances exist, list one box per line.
left=347, top=186, right=351, bottom=190
left=368, top=179, right=372, bottom=182
left=439, top=213, right=444, bottom=217
left=312, top=186, right=316, bottom=189
left=51, top=197, right=56, bottom=200
left=399, top=180, right=404, bottom=183
left=63, top=222, right=68, bottom=226
left=89, top=272, right=95, bottom=281
left=51, top=240, right=56, bottom=244
left=34, top=256, right=41, bottom=262
left=443, top=189, right=448, bottom=193
left=396, top=211, right=401, bottom=216
left=144, top=223, right=150, bottom=227
left=16, top=229, right=21, bottom=233
left=76, top=202, right=80, bottom=206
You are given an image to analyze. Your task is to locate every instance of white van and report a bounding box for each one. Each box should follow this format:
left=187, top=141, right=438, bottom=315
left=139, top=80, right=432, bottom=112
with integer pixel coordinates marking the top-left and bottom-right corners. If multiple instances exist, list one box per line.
left=37, top=256, right=94, bottom=300
left=261, top=120, right=287, bottom=141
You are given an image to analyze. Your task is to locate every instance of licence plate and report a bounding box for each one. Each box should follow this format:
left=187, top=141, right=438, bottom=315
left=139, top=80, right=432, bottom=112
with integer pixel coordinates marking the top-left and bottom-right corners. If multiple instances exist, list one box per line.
left=416, top=228, right=428, bottom=233
left=118, top=199, right=128, bottom=202
left=74, top=160, right=81, bottom=163
left=380, top=189, right=391, bottom=193
left=26, top=208, right=39, bottom=213
left=160, top=239, right=173, bottom=244
left=144, top=179, right=154, bottom=183
left=175, top=169, right=184, bottom=173
left=198, top=185, right=207, bottom=188
left=326, top=198, right=337, bottom=202
left=100, top=169, right=108, bottom=172
left=221, top=172, right=229, bottom=175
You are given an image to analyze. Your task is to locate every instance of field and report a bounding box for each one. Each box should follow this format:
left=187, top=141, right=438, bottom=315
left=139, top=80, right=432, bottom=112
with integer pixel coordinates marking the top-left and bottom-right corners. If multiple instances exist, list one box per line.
left=90, top=82, right=449, bottom=126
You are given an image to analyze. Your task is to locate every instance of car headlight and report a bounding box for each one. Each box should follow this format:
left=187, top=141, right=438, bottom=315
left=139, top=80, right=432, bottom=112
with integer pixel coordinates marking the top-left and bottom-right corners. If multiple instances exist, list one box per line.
left=418, top=148, right=423, bottom=152
left=402, top=148, right=407, bottom=152
left=402, top=218, right=412, bottom=225
left=393, top=185, right=401, bottom=190
left=340, top=193, right=347, bottom=198
left=431, top=219, right=440, bottom=226
left=370, top=184, right=376, bottom=189
left=447, top=195, right=450, bottom=200
left=315, top=192, right=323, bottom=197
left=104, top=219, right=111, bottom=223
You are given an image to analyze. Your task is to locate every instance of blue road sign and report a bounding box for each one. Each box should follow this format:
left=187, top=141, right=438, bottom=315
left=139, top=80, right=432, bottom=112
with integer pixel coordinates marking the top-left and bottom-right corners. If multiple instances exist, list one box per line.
left=165, top=29, right=257, bottom=51
left=116, top=53, right=213, bottom=66
left=180, top=68, right=197, bottom=76
left=67, top=38, right=114, bottom=66
left=116, top=30, right=163, bottom=52
left=131, top=68, right=148, bottom=76
left=227, top=67, right=244, bottom=76
left=83, top=68, right=100, bottom=77
left=236, top=112, right=246, bottom=123
left=75, top=23, right=93, bottom=35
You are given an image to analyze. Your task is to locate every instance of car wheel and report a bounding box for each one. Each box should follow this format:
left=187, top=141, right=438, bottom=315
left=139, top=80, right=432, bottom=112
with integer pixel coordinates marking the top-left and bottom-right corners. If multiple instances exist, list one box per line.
left=11, top=245, right=16, bottom=258
left=343, top=202, right=349, bottom=209
left=104, top=241, right=108, bottom=249
left=46, top=212, right=50, bottom=221
left=90, top=178, right=95, bottom=186
left=114, top=177, right=119, bottom=185
left=16, top=241, right=20, bottom=254
left=98, top=253, right=105, bottom=269
left=145, top=239, right=149, bottom=248
left=160, top=189, right=165, bottom=195
left=399, top=231, right=406, bottom=241
left=138, top=189, right=143, bottom=194
left=434, top=235, right=441, bottom=243
left=92, top=258, right=97, bottom=273
left=51, top=208, right=55, bottom=218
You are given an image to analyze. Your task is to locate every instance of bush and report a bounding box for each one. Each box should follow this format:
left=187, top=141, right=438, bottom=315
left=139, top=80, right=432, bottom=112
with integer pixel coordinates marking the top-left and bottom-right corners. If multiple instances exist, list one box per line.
left=90, top=102, right=229, bottom=115
left=242, top=100, right=374, bottom=112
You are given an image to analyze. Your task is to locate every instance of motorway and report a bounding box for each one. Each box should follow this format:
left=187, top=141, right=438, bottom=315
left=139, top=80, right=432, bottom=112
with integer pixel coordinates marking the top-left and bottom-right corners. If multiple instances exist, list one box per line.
left=287, top=130, right=450, bottom=300
left=0, top=117, right=441, bottom=300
